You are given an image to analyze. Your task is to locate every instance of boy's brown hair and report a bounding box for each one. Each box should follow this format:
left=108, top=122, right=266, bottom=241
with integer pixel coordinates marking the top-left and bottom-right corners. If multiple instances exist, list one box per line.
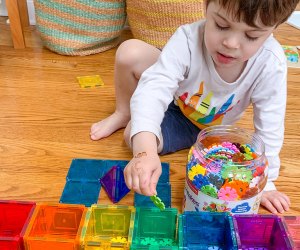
left=205, top=0, right=299, bottom=27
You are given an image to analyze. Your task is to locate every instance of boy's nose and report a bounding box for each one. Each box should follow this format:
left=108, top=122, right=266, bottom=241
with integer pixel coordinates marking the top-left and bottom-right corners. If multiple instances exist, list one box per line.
left=222, top=36, right=240, bottom=49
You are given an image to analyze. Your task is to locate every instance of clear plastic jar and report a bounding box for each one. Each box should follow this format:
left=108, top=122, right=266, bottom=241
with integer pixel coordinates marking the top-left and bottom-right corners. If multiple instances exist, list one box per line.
left=183, top=125, right=268, bottom=214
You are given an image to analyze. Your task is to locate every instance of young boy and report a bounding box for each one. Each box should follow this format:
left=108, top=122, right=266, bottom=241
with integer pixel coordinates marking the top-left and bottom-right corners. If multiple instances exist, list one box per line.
left=91, top=0, right=299, bottom=214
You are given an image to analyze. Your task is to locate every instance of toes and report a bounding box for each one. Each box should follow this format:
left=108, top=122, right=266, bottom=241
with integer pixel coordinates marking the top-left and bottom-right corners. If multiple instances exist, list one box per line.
left=90, top=122, right=104, bottom=140
left=90, top=134, right=98, bottom=140
left=90, top=122, right=101, bottom=134
left=90, top=130, right=104, bottom=140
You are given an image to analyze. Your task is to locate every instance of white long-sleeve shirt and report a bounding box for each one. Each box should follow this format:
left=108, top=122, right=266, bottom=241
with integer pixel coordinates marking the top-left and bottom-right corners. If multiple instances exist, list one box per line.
left=130, top=20, right=287, bottom=191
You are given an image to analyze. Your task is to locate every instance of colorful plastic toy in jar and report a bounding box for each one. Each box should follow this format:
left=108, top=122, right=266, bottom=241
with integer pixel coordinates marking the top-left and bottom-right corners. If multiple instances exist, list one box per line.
left=183, top=125, right=268, bottom=215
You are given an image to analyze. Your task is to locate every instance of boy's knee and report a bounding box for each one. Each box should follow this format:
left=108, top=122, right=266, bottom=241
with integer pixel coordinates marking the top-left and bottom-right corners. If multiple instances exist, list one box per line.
left=115, top=39, right=145, bottom=68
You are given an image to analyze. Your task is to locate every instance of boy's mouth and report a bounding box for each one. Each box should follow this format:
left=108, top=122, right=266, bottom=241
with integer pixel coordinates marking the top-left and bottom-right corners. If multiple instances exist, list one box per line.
left=216, top=52, right=235, bottom=64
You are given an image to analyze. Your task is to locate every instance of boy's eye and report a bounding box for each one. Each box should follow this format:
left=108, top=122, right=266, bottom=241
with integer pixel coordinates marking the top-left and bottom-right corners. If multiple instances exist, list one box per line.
left=215, top=22, right=228, bottom=31
left=245, top=34, right=258, bottom=41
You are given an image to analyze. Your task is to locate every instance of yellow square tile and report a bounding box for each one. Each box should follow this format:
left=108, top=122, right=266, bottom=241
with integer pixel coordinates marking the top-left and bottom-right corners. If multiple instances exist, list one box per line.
left=77, top=75, right=104, bottom=88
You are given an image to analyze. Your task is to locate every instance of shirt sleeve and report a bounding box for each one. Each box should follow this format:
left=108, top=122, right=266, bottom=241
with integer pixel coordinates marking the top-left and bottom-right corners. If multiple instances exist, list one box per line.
left=251, top=56, right=287, bottom=191
left=130, top=25, right=192, bottom=141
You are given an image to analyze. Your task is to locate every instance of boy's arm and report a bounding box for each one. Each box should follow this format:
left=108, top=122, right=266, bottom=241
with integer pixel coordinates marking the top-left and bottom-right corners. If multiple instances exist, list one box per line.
left=251, top=48, right=290, bottom=213
left=125, top=25, right=194, bottom=196
left=251, top=54, right=287, bottom=191
left=130, top=25, right=192, bottom=147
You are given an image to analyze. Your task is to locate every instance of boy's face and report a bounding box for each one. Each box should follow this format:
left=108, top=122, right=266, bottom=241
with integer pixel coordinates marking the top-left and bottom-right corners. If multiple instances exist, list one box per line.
left=204, top=1, right=276, bottom=70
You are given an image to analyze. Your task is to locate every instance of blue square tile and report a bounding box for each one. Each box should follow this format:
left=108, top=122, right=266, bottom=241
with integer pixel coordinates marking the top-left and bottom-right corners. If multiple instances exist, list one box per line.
left=160, top=162, right=170, bottom=183
left=134, top=183, right=171, bottom=208
left=60, top=180, right=101, bottom=207
left=179, top=212, right=237, bottom=249
left=67, top=159, right=112, bottom=181
left=102, top=160, right=129, bottom=170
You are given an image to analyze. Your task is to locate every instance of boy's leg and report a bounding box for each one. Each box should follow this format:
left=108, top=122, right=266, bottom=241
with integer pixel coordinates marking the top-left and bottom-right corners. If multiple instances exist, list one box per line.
left=90, top=39, right=161, bottom=140
left=124, top=101, right=201, bottom=154
left=159, top=101, right=201, bottom=155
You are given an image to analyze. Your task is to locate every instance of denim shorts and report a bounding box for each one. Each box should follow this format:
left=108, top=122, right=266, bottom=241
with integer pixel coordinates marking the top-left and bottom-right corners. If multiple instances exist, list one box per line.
left=160, top=101, right=201, bottom=155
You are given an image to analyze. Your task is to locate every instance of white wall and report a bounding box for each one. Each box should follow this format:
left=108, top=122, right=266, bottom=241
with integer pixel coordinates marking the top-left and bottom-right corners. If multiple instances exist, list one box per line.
left=0, top=0, right=7, bottom=16
left=27, top=0, right=36, bottom=24
left=0, top=0, right=36, bottom=25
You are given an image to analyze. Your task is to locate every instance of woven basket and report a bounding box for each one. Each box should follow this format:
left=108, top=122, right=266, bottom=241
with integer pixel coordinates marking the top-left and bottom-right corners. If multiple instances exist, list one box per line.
left=126, top=0, right=204, bottom=49
left=34, top=0, right=126, bottom=56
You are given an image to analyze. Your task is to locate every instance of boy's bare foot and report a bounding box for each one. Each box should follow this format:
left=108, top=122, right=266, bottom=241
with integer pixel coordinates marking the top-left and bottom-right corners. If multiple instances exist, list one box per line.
left=90, top=112, right=130, bottom=140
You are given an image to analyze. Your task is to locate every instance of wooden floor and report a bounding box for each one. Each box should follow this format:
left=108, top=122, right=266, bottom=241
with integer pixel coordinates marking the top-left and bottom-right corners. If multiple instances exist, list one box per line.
left=0, top=15, right=299, bottom=215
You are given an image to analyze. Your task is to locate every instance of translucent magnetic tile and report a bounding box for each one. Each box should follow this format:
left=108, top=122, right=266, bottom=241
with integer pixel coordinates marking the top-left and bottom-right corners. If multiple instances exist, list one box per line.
left=284, top=216, right=300, bottom=247
left=92, top=206, right=133, bottom=235
left=134, top=183, right=171, bottom=208
left=233, top=215, right=293, bottom=249
left=135, top=208, right=177, bottom=238
left=160, top=162, right=170, bottom=184
left=81, top=205, right=135, bottom=249
left=101, top=160, right=129, bottom=170
left=0, top=200, right=36, bottom=250
left=100, top=165, right=130, bottom=203
left=60, top=180, right=101, bottom=207
left=179, top=212, right=237, bottom=249
left=67, top=159, right=112, bottom=182
left=27, top=204, right=85, bottom=238
left=77, top=75, right=104, bottom=88
left=131, top=207, right=178, bottom=249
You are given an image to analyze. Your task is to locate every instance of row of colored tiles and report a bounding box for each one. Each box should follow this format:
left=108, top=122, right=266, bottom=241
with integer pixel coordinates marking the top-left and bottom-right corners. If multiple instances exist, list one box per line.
left=0, top=200, right=299, bottom=250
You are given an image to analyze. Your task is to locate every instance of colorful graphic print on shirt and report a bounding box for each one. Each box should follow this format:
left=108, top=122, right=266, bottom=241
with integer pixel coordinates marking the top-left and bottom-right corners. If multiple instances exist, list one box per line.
left=177, top=81, right=239, bottom=129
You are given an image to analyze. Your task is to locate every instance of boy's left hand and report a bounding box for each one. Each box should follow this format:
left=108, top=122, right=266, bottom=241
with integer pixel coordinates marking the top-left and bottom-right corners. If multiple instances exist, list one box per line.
left=260, top=190, right=291, bottom=214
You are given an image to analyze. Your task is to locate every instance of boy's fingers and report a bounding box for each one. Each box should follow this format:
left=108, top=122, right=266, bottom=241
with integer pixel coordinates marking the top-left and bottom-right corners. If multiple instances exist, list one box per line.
left=272, top=198, right=284, bottom=213
left=278, top=196, right=290, bottom=211
left=124, top=168, right=132, bottom=189
left=261, top=197, right=278, bottom=214
left=139, top=172, right=152, bottom=196
left=131, top=171, right=141, bottom=194
left=128, top=160, right=142, bottom=194
left=149, top=183, right=157, bottom=196
left=281, top=193, right=291, bottom=206
left=149, top=168, right=162, bottom=196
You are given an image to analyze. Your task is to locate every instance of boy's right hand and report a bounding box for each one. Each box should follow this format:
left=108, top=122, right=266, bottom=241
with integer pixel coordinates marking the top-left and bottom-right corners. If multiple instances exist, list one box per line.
left=124, top=152, right=162, bottom=196
left=260, top=190, right=291, bottom=214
